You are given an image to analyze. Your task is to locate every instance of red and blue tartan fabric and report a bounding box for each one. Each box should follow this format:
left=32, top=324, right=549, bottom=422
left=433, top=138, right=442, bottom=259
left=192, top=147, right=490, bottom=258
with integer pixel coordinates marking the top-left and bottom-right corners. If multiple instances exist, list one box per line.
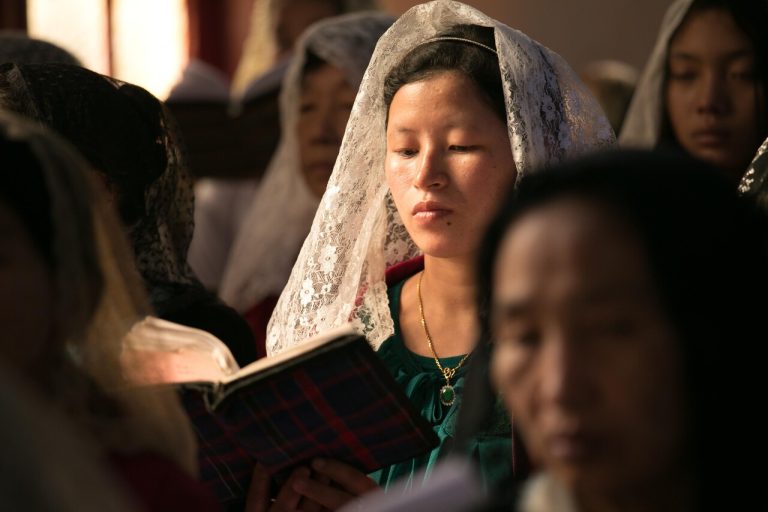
left=178, top=332, right=438, bottom=505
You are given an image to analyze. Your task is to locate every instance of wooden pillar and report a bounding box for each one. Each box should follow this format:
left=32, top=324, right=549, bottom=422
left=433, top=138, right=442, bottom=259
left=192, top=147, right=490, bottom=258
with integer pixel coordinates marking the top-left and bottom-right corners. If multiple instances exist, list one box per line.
left=186, top=0, right=255, bottom=80
left=0, top=0, right=27, bottom=30
left=186, top=0, right=228, bottom=75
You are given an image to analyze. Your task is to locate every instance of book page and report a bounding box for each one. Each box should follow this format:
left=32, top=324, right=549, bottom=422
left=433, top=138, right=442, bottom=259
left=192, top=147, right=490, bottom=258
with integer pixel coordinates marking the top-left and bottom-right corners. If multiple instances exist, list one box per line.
left=121, top=316, right=239, bottom=385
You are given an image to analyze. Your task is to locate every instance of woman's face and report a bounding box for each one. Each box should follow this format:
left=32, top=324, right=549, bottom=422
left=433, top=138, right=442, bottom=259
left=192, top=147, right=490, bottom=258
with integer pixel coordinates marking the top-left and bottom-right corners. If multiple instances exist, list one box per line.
left=665, top=7, right=763, bottom=180
left=0, top=199, right=55, bottom=370
left=297, top=63, right=356, bottom=199
left=490, top=198, right=688, bottom=503
left=385, top=71, right=516, bottom=260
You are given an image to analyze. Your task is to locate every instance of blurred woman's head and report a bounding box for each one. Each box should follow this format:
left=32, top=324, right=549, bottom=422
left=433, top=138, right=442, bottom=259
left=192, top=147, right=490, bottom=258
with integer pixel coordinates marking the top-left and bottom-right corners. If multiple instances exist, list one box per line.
left=662, top=0, right=768, bottom=180
left=0, top=130, right=100, bottom=373
left=480, top=149, right=768, bottom=510
left=297, top=52, right=357, bottom=198
left=0, top=111, right=196, bottom=473
left=219, top=12, right=394, bottom=313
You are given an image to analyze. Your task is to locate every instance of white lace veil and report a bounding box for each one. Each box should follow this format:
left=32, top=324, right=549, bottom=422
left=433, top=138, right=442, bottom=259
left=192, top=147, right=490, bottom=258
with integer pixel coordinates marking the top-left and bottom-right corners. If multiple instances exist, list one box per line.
left=266, top=0, right=614, bottom=355
left=619, top=0, right=693, bottom=147
left=220, top=12, right=396, bottom=313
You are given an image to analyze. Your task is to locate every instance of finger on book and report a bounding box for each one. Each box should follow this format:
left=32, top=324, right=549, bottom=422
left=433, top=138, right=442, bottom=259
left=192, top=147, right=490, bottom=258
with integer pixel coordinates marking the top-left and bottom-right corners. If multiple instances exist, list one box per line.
left=292, top=474, right=354, bottom=510
left=310, top=458, right=378, bottom=495
left=271, top=466, right=310, bottom=511
left=245, top=464, right=271, bottom=512
left=297, top=472, right=331, bottom=512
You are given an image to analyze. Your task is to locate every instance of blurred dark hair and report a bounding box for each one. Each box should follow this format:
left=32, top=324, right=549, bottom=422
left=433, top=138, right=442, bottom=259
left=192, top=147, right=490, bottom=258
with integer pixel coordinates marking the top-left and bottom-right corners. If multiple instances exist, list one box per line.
left=383, top=24, right=505, bottom=122
left=660, top=0, right=768, bottom=156
left=302, top=49, right=329, bottom=77
left=0, top=138, right=53, bottom=267
left=0, top=120, right=104, bottom=342
left=466, top=149, right=768, bottom=510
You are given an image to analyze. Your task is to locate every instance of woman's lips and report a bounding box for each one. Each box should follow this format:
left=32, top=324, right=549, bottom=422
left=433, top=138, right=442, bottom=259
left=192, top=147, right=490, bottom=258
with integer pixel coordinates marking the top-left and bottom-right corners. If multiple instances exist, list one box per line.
left=412, top=201, right=453, bottom=222
left=691, top=128, right=730, bottom=147
left=545, top=431, right=603, bottom=464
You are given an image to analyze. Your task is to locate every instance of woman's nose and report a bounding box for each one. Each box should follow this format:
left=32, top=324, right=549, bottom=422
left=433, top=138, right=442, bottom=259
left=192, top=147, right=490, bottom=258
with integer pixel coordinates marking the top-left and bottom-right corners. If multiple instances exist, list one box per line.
left=696, top=72, right=730, bottom=115
left=413, top=147, right=448, bottom=190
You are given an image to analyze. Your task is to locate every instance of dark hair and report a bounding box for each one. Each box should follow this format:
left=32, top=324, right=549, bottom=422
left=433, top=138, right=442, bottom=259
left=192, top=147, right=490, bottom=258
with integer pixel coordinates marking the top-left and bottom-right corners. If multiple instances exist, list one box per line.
left=302, top=49, right=329, bottom=77
left=660, top=0, right=768, bottom=157
left=0, top=138, right=53, bottom=267
left=0, top=123, right=104, bottom=338
left=383, top=24, right=505, bottom=122
left=469, top=149, right=768, bottom=510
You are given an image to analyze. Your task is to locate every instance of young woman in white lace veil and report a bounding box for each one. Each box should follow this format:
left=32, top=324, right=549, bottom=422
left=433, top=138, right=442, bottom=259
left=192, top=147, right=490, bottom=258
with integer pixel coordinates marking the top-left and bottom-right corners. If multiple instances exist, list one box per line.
left=268, top=0, right=613, bottom=355
left=619, top=0, right=768, bottom=182
left=0, top=111, right=221, bottom=509
left=257, top=1, right=612, bottom=508
left=218, top=12, right=395, bottom=356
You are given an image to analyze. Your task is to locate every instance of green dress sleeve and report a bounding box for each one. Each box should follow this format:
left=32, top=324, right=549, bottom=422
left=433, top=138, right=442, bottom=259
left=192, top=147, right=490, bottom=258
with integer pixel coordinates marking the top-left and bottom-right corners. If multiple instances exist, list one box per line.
left=370, top=279, right=513, bottom=491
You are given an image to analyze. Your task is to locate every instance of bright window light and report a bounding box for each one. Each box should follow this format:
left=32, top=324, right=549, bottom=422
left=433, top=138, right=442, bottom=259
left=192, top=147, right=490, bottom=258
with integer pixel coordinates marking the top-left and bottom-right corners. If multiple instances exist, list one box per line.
left=27, top=0, right=110, bottom=73
left=111, top=0, right=188, bottom=99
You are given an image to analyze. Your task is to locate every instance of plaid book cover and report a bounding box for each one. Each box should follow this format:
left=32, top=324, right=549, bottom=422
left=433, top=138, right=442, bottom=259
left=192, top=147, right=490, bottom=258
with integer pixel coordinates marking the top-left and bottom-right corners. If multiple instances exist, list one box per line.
left=178, top=333, right=439, bottom=505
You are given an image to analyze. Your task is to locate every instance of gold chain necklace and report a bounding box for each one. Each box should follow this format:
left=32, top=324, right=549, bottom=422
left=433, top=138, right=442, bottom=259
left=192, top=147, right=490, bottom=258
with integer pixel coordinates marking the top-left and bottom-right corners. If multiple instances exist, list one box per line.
left=417, top=271, right=470, bottom=407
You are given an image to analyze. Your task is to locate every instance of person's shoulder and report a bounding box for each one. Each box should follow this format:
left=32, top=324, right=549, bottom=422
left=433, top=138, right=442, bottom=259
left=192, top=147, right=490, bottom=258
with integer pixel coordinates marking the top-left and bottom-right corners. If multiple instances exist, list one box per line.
left=110, top=452, right=222, bottom=512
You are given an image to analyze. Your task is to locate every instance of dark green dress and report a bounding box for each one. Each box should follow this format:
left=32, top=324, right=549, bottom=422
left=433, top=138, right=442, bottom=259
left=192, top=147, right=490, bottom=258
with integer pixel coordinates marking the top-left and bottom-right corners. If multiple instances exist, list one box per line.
left=370, top=279, right=513, bottom=491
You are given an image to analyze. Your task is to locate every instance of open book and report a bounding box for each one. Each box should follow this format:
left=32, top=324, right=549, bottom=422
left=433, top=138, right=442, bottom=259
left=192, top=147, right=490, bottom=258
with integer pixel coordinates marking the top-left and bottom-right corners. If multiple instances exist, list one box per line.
left=123, top=318, right=439, bottom=505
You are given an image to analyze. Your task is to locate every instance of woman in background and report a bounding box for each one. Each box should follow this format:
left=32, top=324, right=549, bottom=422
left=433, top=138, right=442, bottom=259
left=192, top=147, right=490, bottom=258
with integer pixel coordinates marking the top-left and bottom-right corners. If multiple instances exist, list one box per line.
left=620, top=0, right=768, bottom=182
left=215, top=12, right=394, bottom=356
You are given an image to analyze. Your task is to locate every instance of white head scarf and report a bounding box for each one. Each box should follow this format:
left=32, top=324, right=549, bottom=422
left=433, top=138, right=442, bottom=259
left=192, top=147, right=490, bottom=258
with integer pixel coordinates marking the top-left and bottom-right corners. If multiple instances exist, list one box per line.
left=220, top=12, right=396, bottom=313
left=266, top=0, right=614, bottom=355
left=619, top=0, right=694, bottom=147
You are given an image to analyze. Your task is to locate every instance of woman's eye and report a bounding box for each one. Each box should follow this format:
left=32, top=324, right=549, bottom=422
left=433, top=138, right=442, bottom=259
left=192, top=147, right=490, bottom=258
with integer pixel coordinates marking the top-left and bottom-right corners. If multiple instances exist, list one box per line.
left=668, top=71, right=696, bottom=82
left=493, top=324, right=540, bottom=347
left=395, top=148, right=418, bottom=158
left=449, top=145, right=476, bottom=152
left=730, top=70, right=756, bottom=82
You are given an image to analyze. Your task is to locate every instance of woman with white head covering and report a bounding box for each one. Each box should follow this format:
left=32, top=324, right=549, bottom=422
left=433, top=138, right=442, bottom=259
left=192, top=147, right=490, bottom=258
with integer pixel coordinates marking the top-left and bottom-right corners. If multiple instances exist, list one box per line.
left=262, top=1, right=613, bottom=507
left=188, top=4, right=384, bottom=290
left=217, top=12, right=395, bottom=356
left=620, top=0, right=768, bottom=182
